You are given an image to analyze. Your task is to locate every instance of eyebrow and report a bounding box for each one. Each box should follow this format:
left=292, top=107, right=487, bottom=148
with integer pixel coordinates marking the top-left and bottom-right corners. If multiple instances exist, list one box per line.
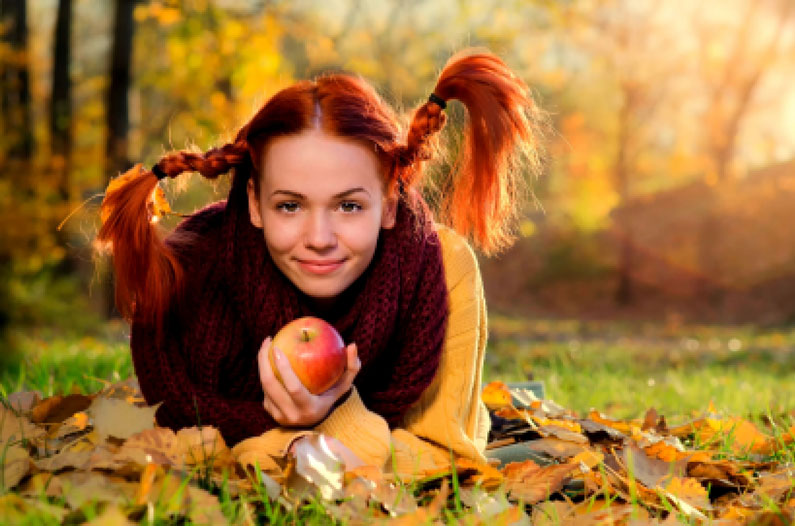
left=270, top=187, right=371, bottom=199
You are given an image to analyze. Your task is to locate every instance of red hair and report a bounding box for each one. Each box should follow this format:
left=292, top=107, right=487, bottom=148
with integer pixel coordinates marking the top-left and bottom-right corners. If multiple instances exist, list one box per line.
left=97, top=48, right=545, bottom=335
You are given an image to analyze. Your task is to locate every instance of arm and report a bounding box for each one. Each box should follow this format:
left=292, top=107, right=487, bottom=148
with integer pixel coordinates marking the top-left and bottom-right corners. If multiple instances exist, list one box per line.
left=388, top=225, right=490, bottom=477
left=130, top=320, right=276, bottom=447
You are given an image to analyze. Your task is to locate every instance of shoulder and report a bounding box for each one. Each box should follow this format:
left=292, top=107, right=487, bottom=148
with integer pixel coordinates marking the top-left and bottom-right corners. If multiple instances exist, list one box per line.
left=171, top=200, right=227, bottom=238
left=433, top=223, right=481, bottom=293
left=165, top=200, right=227, bottom=269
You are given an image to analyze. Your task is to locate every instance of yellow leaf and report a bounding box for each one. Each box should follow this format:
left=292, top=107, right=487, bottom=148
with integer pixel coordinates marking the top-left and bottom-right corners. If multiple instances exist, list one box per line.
left=481, top=381, right=512, bottom=410
left=662, top=477, right=710, bottom=510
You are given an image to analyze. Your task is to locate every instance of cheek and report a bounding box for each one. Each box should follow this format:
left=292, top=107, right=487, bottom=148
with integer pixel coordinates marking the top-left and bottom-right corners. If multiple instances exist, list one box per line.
left=261, top=217, right=299, bottom=253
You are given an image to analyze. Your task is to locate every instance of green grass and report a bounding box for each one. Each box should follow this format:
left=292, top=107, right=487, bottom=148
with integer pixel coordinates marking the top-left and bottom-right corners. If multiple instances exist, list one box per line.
left=0, top=320, right=132, bottom=398
left=3, top=315, right=795, bottom=424
left=484, top=314, right=795, bottom=421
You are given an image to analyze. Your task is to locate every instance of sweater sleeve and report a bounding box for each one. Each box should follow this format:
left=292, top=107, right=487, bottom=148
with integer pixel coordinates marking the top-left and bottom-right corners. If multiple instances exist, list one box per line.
left=130, top=321, right=276, bottom=446
left=387, top=225, right=490, bottom=478
left=231, top=225, right=490, bottom=476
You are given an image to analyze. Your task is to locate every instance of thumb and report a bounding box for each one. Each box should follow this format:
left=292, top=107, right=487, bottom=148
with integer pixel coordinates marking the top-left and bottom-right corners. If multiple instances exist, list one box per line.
left=346, top=342, right=361, bottom=373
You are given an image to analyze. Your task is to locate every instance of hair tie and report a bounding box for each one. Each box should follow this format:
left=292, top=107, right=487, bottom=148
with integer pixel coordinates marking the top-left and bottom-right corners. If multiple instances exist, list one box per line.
left=428, top=93, right=446, bottom=110
left=151, top=164, right=168, bottom=180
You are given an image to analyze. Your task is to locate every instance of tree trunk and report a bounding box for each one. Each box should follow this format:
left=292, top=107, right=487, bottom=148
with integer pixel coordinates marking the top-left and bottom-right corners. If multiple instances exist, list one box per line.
left=51, top=0, right=72, bottom=201
left=0, top=0, right=33, bottom=343
left=0, top=0, right=33, bottom=161
left=103, top=0, right=135, bottom=319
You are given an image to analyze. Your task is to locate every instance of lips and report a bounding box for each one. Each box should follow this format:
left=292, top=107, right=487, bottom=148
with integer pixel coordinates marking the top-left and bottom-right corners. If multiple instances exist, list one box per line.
left=297, top=258, right=346, bottom=275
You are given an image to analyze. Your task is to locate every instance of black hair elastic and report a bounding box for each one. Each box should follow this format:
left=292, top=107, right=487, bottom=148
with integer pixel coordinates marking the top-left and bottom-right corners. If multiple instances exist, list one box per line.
left=428, top=93, right=446, bottom=110
left=151, top=164, right=168, bottom=180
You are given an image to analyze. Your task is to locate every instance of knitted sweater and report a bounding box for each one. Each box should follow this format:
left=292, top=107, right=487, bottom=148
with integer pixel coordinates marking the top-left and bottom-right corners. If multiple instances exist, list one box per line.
left=232, top=223, right=491, bottom=478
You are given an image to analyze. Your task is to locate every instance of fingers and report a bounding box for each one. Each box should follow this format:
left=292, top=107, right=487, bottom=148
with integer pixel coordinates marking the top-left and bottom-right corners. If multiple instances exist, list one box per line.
left=324, top=343, right=360, bottom=399
left=271, top=347, right=312, bottom=404
left=346, top=342, right=361, bottom=374
left=258, top=337, right=307, bottom=425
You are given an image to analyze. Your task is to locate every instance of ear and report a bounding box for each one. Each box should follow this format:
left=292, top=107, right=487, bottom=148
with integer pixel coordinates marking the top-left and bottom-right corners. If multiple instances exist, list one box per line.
left=380, top=192, right=398, bottom=229
left=246, top=178, right=264, bottom=229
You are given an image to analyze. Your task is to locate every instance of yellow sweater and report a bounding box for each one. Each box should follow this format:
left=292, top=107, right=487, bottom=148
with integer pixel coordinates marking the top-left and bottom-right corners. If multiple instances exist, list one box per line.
left=232, top=224, right=490, bottom=479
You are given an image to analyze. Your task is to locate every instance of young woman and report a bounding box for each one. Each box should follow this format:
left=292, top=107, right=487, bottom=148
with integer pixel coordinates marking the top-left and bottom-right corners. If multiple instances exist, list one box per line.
left=97, top=48, right=544, bottom=478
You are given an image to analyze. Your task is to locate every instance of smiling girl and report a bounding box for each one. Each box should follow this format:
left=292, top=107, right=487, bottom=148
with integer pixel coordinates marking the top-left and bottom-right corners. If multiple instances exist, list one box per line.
left=97, top=48, right=544, bottom=477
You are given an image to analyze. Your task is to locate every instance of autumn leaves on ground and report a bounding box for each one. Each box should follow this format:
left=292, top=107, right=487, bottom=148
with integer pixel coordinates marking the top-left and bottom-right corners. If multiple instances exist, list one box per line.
left=2, top=318, right=795, bottom=525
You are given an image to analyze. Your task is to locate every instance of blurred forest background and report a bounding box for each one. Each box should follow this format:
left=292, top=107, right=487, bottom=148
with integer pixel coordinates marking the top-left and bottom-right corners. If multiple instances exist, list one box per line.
left=2, top=0, right=795, bottom=358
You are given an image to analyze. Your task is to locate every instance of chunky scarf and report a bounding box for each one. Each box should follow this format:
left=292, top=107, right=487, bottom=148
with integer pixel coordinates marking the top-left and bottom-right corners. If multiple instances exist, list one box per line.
left=130, top=173, right=449, bottom=445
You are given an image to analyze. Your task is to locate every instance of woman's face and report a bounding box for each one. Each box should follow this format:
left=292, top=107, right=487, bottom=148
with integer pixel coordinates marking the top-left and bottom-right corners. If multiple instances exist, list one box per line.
left=247, top=128, right=398, bottom=308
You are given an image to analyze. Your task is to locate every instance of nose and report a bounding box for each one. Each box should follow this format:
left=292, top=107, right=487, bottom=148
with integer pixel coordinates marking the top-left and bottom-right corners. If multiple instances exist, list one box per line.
left=304, top=210, right=337, bottom=251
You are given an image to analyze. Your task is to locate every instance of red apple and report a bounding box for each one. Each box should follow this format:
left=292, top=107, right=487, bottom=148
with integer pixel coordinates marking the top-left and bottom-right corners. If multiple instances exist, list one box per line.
left=270, top=316, right=347, bottom=395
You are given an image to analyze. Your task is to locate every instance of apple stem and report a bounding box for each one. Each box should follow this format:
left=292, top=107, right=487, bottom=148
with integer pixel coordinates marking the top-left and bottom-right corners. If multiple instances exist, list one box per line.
left=301, top=328, right=310, bottom=342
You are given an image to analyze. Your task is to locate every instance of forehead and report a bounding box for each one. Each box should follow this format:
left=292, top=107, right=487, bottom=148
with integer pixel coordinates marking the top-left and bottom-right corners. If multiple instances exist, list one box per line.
left=261, top=130, right=382, bottom=196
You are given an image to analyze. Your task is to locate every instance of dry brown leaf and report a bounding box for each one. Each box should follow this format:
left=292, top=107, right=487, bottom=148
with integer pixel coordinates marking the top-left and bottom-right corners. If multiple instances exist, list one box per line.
left=570, top=449, right=604, bottom=470
left=531, top=500, right=574, bottom=526
left=83, top=505, right=135, bottom=526
left=33, top=447, right=93, bottom=472
left=532, top=417, right=582, bottom=434
left=537, top=425, right=589, bottom=444
left=58, top=471, right=132, bottom=509
left=1, top=405, right=45, bottom=444
left=454, top=457, right=504, bottom=490
left=387, top=479, right=449, bottom=526
left=482, top=381, right=513, bottom=410
left=136, top=467, right=229, bottom=525
left=30, top=394, right=93, bottom=424
left=525, top=437, right=589, bottom=460
left=695, top=417, right=771, bottom=454
left=0, top=493, right=67, bottom=523
left=661, top=476, right=711, bottom=511
left=503, top=460, right=577, bottom=504
left=1, top=444, right=30, bottom=490
left=587, top=410, right=641, bottom=435
left=176, top=426, right=234, bottom=470
left=6, top=391, right=41, bottom=414
left=687, top=458, right=753, bottom=488
left=90, top=396, right=158, bottom=441
left=119, top=427, right=182, bottom=468
left=619, top=443, right=686, bottom=490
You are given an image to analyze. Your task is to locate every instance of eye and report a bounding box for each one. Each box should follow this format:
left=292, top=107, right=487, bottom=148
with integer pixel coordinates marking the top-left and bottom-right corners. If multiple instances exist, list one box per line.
left=276, top=202, right=300, bottom=213
left=339, top=201, right=363, bottom=213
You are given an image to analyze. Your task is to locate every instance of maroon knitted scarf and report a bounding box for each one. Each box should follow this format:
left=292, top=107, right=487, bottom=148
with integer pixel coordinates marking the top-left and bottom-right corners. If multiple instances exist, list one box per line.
left=131, top=174, right=449, bottom=444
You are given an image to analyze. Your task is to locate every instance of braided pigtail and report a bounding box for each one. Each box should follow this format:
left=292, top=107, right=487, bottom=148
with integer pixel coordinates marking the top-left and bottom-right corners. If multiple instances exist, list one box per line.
left=96, top=140, right=249, bottom=337
left=391, top=97, right=448, bottom=189
left=407, top=49, right=546, bottom=255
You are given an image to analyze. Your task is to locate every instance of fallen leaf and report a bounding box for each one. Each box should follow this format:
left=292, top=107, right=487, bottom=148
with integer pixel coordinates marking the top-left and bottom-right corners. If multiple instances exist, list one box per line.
left=619, top=443, right=686, bottom=490
left=696, top=417, right=771, bottom=454
left=389, top=479, right=449, bottom=526
left=90, top=396, right=158, bottom=440
left=30, top=394, right=93, bottom=424
left=1, top=444, right=30, bottom=489
left=6, top=391, right=41, bottom=414
left=587, top=411, right=641, bottom=435
left=503, top=460, right=577, bottom=504
left=290, top=433, right=345, bottom=501
left=570, top=449, right=604, bottom=470
left=661, top=476, right=711, bottom=511
left=482, top=381, right=513, bottom=410
left=524, top=437, right=588, bottom=460
left=83, top=505, right=135, bottom=526
left=176, top=426, right=234, bottom=470
left=1, top=405, right=45, bottom=444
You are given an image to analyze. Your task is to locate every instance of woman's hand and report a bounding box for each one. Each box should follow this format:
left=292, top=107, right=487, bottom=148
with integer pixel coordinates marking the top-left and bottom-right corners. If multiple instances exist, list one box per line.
left=257, top=336, right=361, bottom=427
